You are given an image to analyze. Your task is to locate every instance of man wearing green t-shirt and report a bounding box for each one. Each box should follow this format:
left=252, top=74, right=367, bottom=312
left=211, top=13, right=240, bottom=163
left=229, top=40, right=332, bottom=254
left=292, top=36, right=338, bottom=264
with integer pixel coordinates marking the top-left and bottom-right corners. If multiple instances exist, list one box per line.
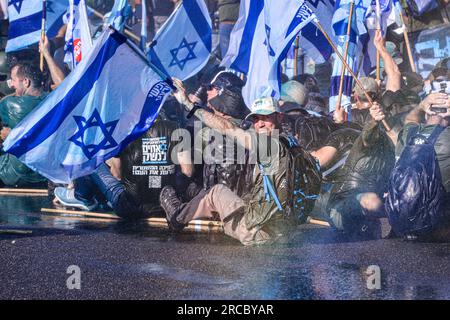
left=0, top=62, right=47, bottom=187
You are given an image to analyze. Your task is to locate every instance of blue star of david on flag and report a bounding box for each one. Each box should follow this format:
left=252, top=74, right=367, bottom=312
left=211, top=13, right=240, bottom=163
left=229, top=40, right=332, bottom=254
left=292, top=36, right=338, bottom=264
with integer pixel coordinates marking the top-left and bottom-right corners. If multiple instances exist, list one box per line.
left=263, top=25, right=275, bottom=57
left=169, top=38, right=198, bottom=71
left=69, top=109, right=119, bottom=159
left=9, top=0, right=24, bottom=14
left=160, top=143, right=168, bottom=152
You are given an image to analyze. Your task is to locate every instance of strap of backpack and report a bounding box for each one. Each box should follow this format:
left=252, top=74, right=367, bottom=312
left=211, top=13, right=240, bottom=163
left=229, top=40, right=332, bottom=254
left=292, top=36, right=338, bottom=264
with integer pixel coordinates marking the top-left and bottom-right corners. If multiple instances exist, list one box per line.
left=427, top=125, right=445, bottom=145
left=259, top=164, right=284, bottom=212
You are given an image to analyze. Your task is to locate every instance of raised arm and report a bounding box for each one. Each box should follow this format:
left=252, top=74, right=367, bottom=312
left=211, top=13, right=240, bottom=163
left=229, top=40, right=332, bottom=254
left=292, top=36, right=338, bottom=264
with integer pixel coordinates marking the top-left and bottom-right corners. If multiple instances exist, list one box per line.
left=171, top=78, right=253, bottom=150
left=373, top=30, right=401, bottom=92
left=40, top=36, right=66, bottom=88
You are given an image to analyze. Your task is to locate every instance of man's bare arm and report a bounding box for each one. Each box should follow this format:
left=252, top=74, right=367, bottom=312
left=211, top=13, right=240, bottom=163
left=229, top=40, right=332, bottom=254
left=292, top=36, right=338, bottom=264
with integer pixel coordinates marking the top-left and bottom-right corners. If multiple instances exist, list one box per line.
left=40, top=36, right=66, bottom=88
left=373, top=30, right=401, bottom=92
left=172, top=78, right=252, bottom=149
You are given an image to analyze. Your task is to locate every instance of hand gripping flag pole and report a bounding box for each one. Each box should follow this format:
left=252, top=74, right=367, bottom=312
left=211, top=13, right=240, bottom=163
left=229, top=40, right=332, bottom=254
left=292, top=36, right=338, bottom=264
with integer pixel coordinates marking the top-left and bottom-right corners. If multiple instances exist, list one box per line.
left=314, top=17, right=391, bottom=132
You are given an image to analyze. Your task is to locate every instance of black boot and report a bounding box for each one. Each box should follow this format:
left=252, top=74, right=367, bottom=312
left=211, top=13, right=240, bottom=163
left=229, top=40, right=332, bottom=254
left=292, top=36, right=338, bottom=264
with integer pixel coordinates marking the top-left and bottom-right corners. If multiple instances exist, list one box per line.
left=160, top=186, right=185, bottom=231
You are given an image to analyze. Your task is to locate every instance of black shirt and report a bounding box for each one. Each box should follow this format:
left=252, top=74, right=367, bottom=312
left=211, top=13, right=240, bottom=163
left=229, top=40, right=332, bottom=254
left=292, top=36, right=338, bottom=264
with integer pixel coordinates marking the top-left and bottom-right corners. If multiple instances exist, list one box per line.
left=120, top=119, right=179, bottom=210
left=329, top=121, right=395, bottom=199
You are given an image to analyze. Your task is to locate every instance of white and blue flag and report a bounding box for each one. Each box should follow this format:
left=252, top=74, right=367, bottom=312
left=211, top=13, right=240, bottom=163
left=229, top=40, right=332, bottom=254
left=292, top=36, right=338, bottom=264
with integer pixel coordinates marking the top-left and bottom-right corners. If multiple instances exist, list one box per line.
left=3, top=29, right=172, bottom=184
left=283, top=0, right=336, bottom=77
left=222, top=0, right=315, bottom=107
left=299, top=0, right=336, bottom=63
left=106, top=0, right=131, bottom=32
left=64, top=0, right=93, bottom=70
left=147, top=0, right=212, bottom=81
left=329, top=0, right=371, bottom=113
left=6, top=0, right=69, bottom=53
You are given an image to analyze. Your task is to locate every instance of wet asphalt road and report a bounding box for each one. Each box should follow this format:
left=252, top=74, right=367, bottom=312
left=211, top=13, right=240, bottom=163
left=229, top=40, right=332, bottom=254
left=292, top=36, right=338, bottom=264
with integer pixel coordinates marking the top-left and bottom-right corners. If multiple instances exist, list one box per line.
left=1, top=194, right=450, bottom=300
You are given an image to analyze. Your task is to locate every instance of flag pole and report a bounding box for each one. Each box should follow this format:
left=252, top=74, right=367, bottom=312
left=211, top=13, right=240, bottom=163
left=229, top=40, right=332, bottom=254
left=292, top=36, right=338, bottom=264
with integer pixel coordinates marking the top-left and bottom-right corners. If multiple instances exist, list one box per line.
left=375, top=0, right=381, bottom=84
left=399, top=11, right=416, bottom=73
left=40, top=0, right=47, bottom=72
left=336, top=0, right=355, bottom=121
left=294, top=35, right=300, bottom=76
left=314, top=18, right=391, bottom=131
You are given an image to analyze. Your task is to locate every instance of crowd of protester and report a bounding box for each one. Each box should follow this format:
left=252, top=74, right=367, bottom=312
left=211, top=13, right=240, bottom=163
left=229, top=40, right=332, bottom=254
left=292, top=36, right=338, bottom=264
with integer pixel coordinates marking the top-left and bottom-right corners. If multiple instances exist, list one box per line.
left=0, top=1, right=449, bottom=246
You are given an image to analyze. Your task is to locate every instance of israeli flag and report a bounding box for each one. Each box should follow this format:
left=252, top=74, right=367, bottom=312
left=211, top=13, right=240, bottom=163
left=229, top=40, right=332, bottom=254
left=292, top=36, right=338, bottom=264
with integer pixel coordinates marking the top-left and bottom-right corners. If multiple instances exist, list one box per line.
left=329, top=0, right=371, bottom=113
left=106, top=0, right=131, bottom=32
left=300, top=0, right=336, bottom=63
left=64, top=0, right=93, bottom=70
left=147, top=0, right=212, bottom=81
left=3, top=29, right=172, bottom=184
left=6, top=0, right=69, bottom=53
left=283, top=0, right=336, bottom=77
left=222, top=0, right=314, bottom=107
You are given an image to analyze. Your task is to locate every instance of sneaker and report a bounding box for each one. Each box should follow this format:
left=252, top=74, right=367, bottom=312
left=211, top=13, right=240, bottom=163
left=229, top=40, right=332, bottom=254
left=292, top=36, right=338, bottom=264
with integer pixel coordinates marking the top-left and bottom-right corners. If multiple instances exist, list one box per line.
left=159, top=186, right=185, bottom=231
left=54, top=187, right=98, bottom=211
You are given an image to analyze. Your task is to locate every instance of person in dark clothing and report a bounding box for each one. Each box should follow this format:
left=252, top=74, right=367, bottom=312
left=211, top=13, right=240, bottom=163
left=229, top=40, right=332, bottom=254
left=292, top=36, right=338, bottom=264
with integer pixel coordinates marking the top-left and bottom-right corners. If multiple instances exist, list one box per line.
left=54, top=116, right=193, bottom=218
left=326, top=103, right=396, bottom=237
left=163, top=85, right=322, bottom=245
left=159, top=71, right=255, bottom=235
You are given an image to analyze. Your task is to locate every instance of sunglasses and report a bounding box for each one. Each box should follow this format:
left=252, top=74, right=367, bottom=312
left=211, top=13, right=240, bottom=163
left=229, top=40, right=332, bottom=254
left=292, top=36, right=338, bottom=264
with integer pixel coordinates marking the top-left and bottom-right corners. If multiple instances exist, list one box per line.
left=206, top=84, right=221, bottom=91
left=357, top=91, right=379, bottom=103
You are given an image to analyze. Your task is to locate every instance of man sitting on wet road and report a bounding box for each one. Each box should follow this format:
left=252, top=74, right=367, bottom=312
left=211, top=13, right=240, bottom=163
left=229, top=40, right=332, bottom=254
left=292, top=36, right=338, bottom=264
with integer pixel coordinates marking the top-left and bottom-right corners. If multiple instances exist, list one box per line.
left=166, top=79, right=323, bottom=245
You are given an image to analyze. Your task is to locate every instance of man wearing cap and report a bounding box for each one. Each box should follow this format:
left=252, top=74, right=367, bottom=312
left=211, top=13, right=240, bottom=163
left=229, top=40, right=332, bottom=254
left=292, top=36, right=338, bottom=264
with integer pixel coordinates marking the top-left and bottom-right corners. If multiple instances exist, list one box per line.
left=349, top=77, right=380, bottom=128
left=164, top=78, right=322, bottom=245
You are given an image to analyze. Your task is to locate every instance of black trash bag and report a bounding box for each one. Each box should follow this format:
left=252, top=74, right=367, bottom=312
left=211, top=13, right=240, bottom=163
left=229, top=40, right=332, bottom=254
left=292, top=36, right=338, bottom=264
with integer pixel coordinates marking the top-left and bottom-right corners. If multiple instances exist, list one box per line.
left=293, top=115, right=338, bottom=151
left=385, top=125, right=446, bottom=236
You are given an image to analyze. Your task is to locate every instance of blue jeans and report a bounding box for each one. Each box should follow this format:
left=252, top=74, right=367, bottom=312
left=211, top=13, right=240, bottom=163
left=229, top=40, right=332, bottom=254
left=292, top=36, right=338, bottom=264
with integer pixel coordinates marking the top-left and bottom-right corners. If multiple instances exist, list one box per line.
left=75, top=164, right=148, bottom=220
left=219, top=23, right=235, bottom=58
